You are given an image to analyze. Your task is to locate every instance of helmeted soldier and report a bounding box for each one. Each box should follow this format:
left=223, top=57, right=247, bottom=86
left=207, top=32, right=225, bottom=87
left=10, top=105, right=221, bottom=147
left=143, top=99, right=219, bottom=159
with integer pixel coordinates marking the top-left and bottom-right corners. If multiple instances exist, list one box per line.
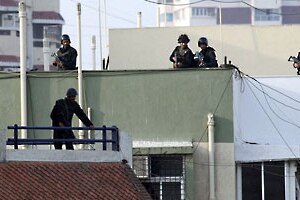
left=50, top=88, right=94, bottom=150
left=53, top=34, right=78, bottom=70
left=169, top=34, right=195, bottom=68
left=194, top=37, right=218, bottom=68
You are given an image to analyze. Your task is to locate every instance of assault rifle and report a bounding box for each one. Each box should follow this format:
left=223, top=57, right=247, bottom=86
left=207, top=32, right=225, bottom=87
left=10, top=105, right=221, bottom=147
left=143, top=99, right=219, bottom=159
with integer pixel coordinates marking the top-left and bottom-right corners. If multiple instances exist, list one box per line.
left=51, top=52, right=64, bottom=70
left=194, top=51, right=205, bottom=67
left=288, top=55, right=300, bottom=75
left=288, top=56, right=300, bottom=65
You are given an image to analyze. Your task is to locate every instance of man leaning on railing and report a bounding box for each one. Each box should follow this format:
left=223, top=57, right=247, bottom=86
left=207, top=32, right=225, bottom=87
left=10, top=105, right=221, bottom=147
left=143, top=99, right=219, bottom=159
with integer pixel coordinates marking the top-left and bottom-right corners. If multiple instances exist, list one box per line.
left=50, top=88, right=94, bottom=150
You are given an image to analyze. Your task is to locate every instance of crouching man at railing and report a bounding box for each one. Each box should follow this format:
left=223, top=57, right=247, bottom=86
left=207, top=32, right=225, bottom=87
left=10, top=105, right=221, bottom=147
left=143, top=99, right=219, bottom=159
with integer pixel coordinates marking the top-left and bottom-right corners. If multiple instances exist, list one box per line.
left=50, top=88, right=94, bottom=150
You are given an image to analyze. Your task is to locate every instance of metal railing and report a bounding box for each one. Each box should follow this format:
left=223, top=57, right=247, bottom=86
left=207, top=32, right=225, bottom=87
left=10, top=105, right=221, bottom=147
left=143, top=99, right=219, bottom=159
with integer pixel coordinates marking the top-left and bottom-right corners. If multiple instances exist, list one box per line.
left=7, top=124, right=119, bottom=151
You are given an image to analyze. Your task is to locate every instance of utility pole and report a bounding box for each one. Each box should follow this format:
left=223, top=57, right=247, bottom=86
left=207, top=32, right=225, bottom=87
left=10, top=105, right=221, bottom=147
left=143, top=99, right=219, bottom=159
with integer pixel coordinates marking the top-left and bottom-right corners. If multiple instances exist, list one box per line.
left=19, top=1, right=27, bottom=147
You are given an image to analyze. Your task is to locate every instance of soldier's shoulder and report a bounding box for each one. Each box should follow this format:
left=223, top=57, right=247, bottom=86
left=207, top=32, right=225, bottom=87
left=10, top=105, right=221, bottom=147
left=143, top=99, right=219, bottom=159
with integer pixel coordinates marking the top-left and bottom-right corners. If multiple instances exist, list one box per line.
left=56, top=99, right=65, bottom=104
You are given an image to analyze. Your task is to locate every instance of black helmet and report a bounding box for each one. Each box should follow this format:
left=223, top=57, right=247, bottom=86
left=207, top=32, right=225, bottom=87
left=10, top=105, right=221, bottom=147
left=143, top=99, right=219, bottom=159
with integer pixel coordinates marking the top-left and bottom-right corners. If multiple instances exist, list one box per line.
left=66, top=88, right=78, bottom=96
left=178, top=34, right=190, bottom=43
left=61, top=34, right=71, bottom=44
left=198, top=37, right=208, bottom=47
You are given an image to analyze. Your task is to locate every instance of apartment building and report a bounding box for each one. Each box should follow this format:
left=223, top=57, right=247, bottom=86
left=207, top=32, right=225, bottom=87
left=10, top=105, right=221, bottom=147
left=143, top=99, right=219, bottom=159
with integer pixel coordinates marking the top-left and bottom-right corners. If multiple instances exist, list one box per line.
left=0, top=0, right=63, bottom=71
left=158, top=0, right=300, bottom=27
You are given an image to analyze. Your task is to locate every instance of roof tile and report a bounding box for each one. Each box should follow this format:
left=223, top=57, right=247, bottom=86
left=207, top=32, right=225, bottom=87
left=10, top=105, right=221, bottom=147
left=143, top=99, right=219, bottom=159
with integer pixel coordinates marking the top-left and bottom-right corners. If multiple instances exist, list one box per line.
left=0, top=161, right=152, bottom=200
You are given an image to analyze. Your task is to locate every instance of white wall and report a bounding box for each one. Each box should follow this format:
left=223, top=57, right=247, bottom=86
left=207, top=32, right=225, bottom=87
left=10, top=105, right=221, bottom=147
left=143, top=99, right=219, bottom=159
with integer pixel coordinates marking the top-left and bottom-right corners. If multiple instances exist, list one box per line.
left=233, top=74, right=300, bottom=162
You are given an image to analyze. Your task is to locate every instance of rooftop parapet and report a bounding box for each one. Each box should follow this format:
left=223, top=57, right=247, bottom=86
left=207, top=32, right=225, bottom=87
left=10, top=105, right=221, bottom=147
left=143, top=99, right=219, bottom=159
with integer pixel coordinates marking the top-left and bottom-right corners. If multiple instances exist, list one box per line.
left=0, top=125, right=132, bottom=166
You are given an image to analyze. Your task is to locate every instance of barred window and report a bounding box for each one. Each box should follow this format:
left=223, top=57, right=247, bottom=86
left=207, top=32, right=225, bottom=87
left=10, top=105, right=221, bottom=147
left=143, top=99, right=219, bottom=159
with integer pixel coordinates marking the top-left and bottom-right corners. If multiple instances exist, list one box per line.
left=242, top=161, right=284, bottom=200
left=133, top=155, right=185, bottom=200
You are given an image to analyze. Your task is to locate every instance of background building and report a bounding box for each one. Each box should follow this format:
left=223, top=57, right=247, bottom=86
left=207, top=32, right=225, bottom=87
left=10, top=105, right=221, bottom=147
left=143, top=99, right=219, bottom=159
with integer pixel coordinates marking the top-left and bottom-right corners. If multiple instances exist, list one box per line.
left=109, top=25, right=300, bottom=76
left=0, top=0, right=63, bottom=71
left=158, top=0, right=300, bottom=27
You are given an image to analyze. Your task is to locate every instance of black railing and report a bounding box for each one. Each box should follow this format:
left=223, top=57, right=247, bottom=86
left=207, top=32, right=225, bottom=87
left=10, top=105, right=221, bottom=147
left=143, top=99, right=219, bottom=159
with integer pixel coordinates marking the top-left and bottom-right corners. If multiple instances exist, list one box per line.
left=7, top=124, right=119, bottom=151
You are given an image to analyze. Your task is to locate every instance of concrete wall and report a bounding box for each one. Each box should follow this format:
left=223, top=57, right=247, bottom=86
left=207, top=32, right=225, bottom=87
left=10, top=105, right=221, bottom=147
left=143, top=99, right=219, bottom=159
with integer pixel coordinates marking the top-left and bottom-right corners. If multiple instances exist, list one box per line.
left=109, top=25, right=300, bottom=76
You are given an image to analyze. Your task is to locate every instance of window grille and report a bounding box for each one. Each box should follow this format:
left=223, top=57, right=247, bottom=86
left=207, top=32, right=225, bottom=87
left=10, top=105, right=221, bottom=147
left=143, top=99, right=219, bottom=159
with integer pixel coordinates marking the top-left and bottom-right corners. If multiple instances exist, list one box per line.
left=133, top=155, right=185, bottom=200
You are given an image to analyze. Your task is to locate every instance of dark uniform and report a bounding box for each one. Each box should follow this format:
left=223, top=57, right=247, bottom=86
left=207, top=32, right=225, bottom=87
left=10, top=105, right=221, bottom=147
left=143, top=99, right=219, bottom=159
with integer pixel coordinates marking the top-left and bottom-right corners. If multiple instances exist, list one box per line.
left=199, top=46, right=218, bottom=68
left=195, top=37, right=218, bottom=68
left=56, top=45, right=77, bottom=70
left=169, top=34, right=195, bottom=68
left=53, top=34, right=77, bottom=70
left=50, top=96, right=93, bottom=150
left=296, top=52, right=300, bottom=75
left=169, top=46, right=195, bottom=68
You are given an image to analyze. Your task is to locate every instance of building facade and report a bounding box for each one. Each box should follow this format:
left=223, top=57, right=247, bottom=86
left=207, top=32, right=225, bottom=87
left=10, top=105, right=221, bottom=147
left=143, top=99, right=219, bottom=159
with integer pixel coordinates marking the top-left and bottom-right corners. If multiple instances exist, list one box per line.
left=0, top=69, right=300, bottom=199
left=158, top=0, right=300, bottom=27
left=0, top=0, right=63, bottom=71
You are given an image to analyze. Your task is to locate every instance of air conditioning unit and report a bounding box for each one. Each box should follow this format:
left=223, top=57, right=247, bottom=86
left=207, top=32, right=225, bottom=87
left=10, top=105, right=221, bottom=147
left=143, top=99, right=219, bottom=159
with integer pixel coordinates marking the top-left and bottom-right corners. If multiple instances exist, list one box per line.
left=133, top=156, right=149, bottom=178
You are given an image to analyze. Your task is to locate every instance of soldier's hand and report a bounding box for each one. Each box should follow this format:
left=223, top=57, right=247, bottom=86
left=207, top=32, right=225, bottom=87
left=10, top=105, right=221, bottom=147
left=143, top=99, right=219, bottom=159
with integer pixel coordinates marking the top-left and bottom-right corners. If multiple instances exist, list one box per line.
left=293, top=62, right=299, bottom=69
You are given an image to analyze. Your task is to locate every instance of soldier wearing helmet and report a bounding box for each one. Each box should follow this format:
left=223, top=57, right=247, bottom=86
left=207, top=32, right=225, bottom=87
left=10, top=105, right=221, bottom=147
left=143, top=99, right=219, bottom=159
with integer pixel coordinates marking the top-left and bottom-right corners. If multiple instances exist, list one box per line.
left=50, top=88, right=94, bottom=150
left=194, top=37, right=218, bottom=68
left=53, top=34, right=78, bottom=70
left=169, top=34, right=195, bottom=68
left=291, top=52, right=300, bottom=75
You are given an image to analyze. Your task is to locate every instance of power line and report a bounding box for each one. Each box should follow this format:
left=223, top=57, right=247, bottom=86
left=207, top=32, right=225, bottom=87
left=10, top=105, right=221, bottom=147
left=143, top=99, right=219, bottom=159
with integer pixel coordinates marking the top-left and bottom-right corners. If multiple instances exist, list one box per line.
left=69, top=0, right=136, bottom=25
left=144, top=0, right=300, bottom=16
left=189, top=70, right=233, bottom=156
left=242, top=75, right=300, bottom=166
left=243, top=76, right=300, bottom=129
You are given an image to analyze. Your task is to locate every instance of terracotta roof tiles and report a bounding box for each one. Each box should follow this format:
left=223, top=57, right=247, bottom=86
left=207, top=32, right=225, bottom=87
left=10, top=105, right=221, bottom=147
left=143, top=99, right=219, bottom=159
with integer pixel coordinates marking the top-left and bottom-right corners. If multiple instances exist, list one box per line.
left=0, top=161, right=152, bottom=200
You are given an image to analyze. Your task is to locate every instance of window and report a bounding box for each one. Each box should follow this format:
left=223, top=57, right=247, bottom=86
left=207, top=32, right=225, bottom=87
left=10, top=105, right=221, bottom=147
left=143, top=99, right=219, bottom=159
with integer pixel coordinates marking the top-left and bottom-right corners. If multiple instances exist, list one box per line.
left=166, top=13, right=173, bottom=22
left=0, top=30, right=10, bottom=35
left=255, top=9, right=280, bottom=21
left=174, top=9, right=185, bottom=20
left=242, top=161, right=284, bottom=200
left=133, top=155, right=185, bottom=200
left=192, top=7, right=216, bottom=17
left=1, top=13, right=19, bottom=28
left=33, top=41, right=43, bottom=47
left=160, top=13, right=173, bottom=22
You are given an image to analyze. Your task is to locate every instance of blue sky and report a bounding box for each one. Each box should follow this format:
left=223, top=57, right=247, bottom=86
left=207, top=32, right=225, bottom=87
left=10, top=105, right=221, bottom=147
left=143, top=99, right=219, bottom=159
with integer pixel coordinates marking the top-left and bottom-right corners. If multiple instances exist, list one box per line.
left=60, top=0, right=157, bottom=69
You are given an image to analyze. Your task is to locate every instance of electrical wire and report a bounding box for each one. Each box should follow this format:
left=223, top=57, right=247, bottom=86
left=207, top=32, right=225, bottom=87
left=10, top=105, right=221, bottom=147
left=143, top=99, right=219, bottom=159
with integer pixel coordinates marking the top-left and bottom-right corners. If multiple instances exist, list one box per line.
left=243, top=76, right=300, bottom=129
left=244, top=76, right=300, bottom=112
left=189, top=69, right=234, bottom=157
left=242, top=75, right=300, bottom=166
left=69, top=0, right=138, bottom=25
left=144, top=0, right=300, bottom=16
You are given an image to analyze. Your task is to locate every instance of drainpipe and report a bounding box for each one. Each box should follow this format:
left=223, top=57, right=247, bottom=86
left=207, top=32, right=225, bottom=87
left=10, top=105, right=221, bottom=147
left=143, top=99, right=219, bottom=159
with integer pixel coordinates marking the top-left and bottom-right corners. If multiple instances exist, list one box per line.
left=208, top=113, right=215, bottom=200
left=87, top=107, right=93, bottom=150
left=77, top=3, right=84, bottom=149
left=157, top=7, right=160, bottom=27
left=290, top=161, right=297, bottom=200
left=91, top=35, right=96, bottom=70
left=98, top=0, right=103, bottom=70
left=285, top=161, right=290, bottom=200
left=43, top=35, right=50, bottom=71
left=19, top=2, right=27, bottom=147
left=236, top=164, right=242, bottom=200
left=262, top=162, right=265, bottom=200
left=137, top=12, right=142, bottom=28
